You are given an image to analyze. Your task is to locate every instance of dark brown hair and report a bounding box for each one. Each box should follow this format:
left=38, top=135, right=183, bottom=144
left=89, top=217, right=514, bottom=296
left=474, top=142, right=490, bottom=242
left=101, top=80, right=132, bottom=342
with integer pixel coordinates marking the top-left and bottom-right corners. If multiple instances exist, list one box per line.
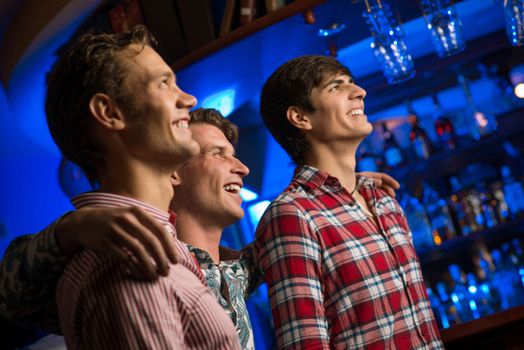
left=45, top=25, right=156, bottom=182
left=189, top=108, right=239, bottom=146
left=260, top=55, right=351, bottom=165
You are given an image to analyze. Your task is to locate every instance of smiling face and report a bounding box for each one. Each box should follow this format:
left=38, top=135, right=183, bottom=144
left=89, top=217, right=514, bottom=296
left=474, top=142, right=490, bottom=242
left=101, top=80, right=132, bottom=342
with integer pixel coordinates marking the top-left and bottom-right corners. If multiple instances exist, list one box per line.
left=304, top=72, right=372, bottom=145
left=172, top=123, right=250, bottom=229
left=119, top=45, right=199, bottom=167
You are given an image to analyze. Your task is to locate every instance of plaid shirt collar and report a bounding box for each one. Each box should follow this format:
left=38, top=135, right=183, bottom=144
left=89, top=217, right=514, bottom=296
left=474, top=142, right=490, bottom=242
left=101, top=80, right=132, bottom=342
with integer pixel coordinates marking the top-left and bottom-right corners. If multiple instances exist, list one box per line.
left=294, top=164, right=373, bottom=194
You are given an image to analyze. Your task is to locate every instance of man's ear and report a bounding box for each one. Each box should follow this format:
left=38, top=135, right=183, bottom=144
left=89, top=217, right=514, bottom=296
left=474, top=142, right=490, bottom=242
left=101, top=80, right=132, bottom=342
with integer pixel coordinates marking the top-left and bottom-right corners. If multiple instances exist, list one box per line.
left=170, top=171, right=181, bottom=187
left=88, top=93, right=126, bottom=130
left=286, top=106, right=312, bottom=131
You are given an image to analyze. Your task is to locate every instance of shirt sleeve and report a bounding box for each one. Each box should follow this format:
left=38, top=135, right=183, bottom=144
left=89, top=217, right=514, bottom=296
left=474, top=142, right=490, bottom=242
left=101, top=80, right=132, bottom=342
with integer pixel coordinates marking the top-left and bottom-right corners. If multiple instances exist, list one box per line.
left=254, top=200, right=330, bottom=350
left=0, top=214, right=71, bottom=333
left=66, top=265, right=186, bottom=349
left=239, top=242, right=264, bottom=297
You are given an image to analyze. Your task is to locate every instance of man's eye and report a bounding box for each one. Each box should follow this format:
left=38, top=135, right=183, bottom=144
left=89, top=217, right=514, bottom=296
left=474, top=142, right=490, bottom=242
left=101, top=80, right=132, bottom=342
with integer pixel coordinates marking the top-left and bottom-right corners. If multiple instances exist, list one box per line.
left=329, top=85, right=340, bottom=92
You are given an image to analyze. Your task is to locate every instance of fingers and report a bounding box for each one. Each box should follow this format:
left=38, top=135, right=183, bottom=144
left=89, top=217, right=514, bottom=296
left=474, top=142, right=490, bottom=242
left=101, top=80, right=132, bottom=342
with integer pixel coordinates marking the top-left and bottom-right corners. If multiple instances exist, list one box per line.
left=114, top=209, right=172, bottom=277
left=109, top=226, right=162, bottom=280
left=130, top=207, right=178, bottom=265
left=379, top=173, right=401, bottom=190
left=72, top=206, right=178, bottom=280
left=358, top=171, right=400, bottom=198
left=104, top=240, right=147, bottom=280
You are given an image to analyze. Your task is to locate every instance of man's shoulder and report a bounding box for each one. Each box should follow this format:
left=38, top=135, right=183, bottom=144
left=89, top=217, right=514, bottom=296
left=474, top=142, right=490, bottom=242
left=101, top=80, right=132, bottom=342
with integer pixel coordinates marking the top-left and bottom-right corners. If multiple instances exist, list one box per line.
left=372, top=187, right=405, bottom=215
left=58, top=250, right=116, bottom=289
left=263, top=190, right=311, bottom=219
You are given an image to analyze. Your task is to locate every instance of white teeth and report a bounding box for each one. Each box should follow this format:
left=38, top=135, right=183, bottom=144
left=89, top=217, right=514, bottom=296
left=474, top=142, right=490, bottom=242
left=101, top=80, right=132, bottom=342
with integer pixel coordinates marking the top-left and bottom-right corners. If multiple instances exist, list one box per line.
left=174, top=120, right=188, bottom=128
left=349, top=109, right=364, bottom=116
left=224, top=184, right=241, bottom=193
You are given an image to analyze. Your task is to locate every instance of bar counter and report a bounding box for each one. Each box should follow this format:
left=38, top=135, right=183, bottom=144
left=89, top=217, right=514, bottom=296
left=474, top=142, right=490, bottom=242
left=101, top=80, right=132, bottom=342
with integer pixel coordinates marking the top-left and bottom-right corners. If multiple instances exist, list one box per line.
left=441, top=304, right=524, bottom=349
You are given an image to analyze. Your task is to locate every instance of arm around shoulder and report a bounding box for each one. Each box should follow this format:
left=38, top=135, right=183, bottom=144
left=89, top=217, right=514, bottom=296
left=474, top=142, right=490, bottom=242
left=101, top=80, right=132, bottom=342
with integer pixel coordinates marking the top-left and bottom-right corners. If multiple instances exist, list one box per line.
left=0, top=214, right=72, bottom=332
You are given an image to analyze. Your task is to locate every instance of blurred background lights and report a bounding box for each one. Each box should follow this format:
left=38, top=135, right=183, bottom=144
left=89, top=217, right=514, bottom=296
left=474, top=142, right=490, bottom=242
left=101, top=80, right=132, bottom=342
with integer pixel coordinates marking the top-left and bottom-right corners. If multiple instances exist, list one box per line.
left=514, top=83, right=524, bottom=98
left=510, top=64, right=524, bottom=98
left=201, top=89, right=236, bottom=117
left=240, top=187, right=259, bottom=202
left=248, top=200, right=271, bottom=228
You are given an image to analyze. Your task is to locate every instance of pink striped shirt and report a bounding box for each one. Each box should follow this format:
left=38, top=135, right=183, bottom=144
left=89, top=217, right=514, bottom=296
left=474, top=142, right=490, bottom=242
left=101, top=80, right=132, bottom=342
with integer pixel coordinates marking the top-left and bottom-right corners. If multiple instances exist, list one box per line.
left=56, top=192, right=240, bottom=349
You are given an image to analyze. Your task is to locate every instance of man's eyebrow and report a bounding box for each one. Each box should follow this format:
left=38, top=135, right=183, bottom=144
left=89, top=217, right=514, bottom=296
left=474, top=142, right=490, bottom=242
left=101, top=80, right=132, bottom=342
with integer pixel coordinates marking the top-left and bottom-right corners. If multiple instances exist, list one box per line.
left=148, top=70, right=175, bottom=83
left=320, top=78, right=345, bottom=90
left=204, top=144, right=236, bottom=156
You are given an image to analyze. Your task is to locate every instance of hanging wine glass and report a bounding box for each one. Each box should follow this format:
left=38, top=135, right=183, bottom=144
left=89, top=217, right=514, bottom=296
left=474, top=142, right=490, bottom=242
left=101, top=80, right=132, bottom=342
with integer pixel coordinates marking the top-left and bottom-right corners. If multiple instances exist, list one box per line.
left=363, top=0, right=415, bottom=84
left=503, top=0, right=524, bottom=46
left=421, top=0, right=466, bottom=57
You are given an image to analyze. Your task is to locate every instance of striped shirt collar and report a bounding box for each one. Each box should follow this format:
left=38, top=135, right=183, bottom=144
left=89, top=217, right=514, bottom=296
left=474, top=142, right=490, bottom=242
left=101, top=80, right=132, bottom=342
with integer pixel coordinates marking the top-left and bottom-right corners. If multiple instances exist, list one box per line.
left=71, top=192, right=171, bottom=226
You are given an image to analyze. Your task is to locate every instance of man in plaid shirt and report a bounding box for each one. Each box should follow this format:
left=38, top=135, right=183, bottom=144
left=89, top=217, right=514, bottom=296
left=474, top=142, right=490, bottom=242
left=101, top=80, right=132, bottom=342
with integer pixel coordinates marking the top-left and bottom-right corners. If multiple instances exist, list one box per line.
left=254, top=55, right=444, bottom=349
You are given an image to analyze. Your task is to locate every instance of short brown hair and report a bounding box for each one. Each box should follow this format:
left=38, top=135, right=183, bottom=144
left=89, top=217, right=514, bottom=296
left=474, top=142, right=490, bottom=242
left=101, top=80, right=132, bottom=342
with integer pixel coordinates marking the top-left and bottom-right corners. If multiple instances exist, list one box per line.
left=45, top=25, right=156, bottom=182
left=189, top=108, right=239, bottom=146
left=260, top=55, right=351, bottom=165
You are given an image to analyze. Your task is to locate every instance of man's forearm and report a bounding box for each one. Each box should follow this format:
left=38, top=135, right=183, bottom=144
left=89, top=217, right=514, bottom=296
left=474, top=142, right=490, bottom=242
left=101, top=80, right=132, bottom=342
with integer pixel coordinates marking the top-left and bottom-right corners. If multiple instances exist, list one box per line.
left=0, top=217, right=71, bottom=332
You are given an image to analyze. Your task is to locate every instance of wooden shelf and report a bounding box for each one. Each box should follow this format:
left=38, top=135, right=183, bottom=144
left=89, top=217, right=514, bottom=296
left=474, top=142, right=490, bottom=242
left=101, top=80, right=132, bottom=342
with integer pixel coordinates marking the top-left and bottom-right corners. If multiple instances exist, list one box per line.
left=417, top=217, right=524, bottom=266
left=171, top=0, right=327, bottom=71
left=441, top=304, right=524, bottom=349
left=388, top=109, right=524, bottom=186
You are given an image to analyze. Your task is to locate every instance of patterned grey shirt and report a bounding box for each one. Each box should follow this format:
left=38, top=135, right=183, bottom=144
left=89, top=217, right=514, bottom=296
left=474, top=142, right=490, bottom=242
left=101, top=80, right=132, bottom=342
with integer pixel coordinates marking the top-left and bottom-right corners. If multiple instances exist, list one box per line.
left=187, top=244, right=260, bottom=350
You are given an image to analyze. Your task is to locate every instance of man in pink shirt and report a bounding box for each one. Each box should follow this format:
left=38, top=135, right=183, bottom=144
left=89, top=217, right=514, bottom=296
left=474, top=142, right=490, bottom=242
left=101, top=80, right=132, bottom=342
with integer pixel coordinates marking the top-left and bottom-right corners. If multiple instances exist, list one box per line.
left=45, top=25, right=239, bottom=349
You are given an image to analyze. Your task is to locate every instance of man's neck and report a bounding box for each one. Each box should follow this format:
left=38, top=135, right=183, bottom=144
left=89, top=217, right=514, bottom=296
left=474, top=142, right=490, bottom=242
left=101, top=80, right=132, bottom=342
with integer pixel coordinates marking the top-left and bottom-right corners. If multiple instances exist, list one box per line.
left=304, top=141, right=359, bottom=192
left=97, top=157, right=175, bottom=212
left=175, top=214, right=222, bottom=263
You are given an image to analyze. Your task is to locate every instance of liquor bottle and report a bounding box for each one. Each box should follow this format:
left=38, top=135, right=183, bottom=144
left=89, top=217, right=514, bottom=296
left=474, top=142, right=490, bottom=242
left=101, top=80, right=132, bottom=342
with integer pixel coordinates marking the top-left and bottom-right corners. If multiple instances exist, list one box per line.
left=511, top=239, right=524, bottom=288
left=432, top=94, right=457, bottom=150
left=421, top=183, right=457, bottom=243
left=500, top=165, right=524, bottom=217
left=476, top=183, right=498, bottom=229
left=426, top=287, right=449, bottom=329
left=458, top=75, right=497, bottom=140
left=239, top=0, right=257, bottom=26
left=399, top=190, right=434, bottom=251
left=464, top=188, right=486, bottom=232
left=490, top=246, right=524, bottom=309
left=406, top=99, right=433, bottom=160
left=435, top=281, right=461, bottom=327
left=448, top=176, right=472, bottom=236
left=465, top=272, right=492, bottom=318
left=356, top=139, right=382, bottom=172
left=381, top=123, right=405, bottom=169
left=489, top=181, right=511, bottom=224
left=448, top=264, right=474, bottom=323
left=472, top=251, right=502, bottom=313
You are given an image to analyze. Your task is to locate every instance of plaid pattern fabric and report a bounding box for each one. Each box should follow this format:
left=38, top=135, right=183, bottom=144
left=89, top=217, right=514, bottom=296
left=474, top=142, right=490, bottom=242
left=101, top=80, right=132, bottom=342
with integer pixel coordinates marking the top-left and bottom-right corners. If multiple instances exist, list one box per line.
left=254, top=165, right=443, bottom=350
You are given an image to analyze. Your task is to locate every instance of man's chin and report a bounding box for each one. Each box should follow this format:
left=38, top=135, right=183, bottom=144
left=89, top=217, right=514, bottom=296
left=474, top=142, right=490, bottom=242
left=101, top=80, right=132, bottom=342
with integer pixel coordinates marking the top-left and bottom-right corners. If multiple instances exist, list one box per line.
left=223, top=209, right=244, bottom=226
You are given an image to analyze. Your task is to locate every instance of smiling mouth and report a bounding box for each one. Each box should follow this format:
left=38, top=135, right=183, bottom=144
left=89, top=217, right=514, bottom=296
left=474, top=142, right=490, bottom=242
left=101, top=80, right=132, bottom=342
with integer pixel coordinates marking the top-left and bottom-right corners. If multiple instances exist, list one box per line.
left=173, top=120, right=189, bottom=128
left=348, top=109, right=364, bottom=117
left=224, top=184, right=241, bottom=194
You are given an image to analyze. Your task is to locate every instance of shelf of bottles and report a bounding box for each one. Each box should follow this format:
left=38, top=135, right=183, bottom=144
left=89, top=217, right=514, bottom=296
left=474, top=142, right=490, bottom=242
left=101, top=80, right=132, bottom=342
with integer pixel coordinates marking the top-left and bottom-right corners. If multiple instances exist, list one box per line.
left=358, top=101, right=524, bottom=329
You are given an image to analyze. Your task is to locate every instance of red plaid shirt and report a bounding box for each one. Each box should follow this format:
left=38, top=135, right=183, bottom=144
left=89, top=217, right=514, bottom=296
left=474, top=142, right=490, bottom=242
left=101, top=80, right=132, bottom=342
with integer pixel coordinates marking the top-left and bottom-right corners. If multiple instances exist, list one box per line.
left=254, top=166, right=443, bottom=349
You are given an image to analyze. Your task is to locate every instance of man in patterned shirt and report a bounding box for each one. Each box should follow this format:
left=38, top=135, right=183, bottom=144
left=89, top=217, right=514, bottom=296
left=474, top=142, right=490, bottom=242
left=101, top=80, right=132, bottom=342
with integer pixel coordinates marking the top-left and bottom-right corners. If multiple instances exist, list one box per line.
left=171, top=107, right=260, bottom=349
left=254, top=55, right=444, bottom=349
left=41, top=26, right=240, bottom=349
